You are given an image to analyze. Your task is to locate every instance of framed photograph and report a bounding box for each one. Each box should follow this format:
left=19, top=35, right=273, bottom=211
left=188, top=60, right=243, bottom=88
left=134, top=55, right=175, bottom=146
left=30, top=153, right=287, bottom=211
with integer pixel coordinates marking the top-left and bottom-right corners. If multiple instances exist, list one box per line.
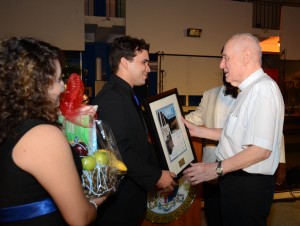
left=144, top=88, right=197, bottom=178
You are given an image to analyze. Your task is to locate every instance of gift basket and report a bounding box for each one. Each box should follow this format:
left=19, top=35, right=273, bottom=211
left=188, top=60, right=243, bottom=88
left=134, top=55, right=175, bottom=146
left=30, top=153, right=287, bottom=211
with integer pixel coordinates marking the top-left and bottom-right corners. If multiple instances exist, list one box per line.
left=81, top=120, right=127, bottom=198
left=59, top=73, right=127, bottom=198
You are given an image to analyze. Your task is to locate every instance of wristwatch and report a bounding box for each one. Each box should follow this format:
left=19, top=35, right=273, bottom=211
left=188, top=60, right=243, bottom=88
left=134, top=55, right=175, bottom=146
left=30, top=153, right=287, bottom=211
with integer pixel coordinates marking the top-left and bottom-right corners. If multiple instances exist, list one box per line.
left=216, top=161, right=223, bottom=177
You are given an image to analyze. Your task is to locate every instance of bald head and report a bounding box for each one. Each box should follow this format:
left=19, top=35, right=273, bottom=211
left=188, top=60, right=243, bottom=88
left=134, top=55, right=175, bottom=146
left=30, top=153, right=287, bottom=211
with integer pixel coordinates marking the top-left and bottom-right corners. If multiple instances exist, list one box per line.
left=220, top=33, right=263, bottom=86
left=228, top=33, right=262, bottom=65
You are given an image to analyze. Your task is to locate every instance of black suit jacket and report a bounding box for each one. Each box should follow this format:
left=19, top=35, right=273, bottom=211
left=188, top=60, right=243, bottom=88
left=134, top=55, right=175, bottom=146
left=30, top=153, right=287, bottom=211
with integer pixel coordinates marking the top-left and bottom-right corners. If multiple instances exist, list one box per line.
left=92, top=75, right=161, bottom=225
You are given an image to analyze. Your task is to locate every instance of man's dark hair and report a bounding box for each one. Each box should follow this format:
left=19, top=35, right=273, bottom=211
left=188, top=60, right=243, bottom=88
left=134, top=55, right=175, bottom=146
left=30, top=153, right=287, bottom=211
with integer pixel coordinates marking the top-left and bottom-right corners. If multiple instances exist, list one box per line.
left=109, top=36, right=150, bottom=74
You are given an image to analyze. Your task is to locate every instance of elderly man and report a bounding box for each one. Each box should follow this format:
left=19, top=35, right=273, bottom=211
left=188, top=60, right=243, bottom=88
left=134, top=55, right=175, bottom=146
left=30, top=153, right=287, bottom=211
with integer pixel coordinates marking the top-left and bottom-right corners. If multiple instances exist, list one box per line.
left=183, top=33, right=284, bottom=226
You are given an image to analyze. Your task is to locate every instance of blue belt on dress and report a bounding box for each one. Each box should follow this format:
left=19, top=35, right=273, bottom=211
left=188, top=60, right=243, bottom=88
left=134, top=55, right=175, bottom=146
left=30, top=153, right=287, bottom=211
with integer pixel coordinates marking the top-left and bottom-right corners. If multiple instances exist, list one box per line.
left=0, top=198, right=57, bottom=222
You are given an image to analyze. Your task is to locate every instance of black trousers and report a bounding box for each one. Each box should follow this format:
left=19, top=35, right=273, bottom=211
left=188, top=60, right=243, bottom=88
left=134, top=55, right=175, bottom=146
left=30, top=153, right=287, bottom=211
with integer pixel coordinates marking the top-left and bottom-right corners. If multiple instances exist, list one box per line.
left=219, top=170, right=275, bottom=226
left=203, top=181, right=223, bottom=226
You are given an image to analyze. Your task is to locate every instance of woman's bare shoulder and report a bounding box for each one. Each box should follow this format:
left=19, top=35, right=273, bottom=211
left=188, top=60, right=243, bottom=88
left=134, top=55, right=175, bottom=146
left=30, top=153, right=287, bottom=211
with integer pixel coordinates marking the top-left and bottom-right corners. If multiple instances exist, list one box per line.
left=13, top=124, right=70, bottom=164
left=22, top=124, right=65, bottom=141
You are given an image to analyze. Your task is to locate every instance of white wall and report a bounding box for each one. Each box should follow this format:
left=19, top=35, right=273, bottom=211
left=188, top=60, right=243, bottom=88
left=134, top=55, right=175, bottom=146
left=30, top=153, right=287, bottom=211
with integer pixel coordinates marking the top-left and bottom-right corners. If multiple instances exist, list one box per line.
left=281, top=6, right=300, bottom=61
left=0, top=0, right=84, bottom=51
left=127, top=0, right=254, bottom=55
left=125, top=0, right=288, bottom=96
left=1, top=0, right=298, bottom=95
left=160, top=56, right=223, bottom=96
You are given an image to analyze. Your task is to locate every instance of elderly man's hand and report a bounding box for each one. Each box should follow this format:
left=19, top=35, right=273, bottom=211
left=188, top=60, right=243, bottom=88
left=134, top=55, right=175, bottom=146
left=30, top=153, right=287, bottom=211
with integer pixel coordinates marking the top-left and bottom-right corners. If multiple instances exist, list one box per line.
left=183, top=162, right=218, bottom=185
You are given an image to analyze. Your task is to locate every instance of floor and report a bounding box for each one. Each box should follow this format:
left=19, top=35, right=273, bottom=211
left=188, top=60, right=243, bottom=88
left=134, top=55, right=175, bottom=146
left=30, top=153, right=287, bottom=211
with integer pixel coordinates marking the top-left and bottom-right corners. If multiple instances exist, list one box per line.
left=201, top=200, right=300, bottom=226
left=267, top=200, right=300, bottom=226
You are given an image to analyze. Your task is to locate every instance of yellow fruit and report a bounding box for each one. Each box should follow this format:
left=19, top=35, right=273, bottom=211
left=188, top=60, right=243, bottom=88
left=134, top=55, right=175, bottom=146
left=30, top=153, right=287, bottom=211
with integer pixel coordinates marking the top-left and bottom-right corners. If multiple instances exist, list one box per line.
left=98, top=149, right=117, bottom=161
left=97, top=149, right=127, bottom=171
left=81, top=155, right=96, bottom=171
left=93, top=151, right=109, bottom=167
left=98, top=149, right=107, bottom=152
left=112, top=159, right=127, bottom=172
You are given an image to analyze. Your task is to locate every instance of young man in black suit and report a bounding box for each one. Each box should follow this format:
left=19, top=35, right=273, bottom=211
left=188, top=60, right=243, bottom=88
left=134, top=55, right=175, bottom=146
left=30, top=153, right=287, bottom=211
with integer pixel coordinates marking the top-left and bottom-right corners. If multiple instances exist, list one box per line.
left=92, top=36, right=176, bottom=226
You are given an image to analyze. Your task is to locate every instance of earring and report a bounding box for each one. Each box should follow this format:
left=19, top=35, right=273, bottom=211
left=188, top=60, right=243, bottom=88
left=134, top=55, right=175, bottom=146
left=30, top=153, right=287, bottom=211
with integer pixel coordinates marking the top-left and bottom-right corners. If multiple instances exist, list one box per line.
left=61, top=85, right=65, bottom=93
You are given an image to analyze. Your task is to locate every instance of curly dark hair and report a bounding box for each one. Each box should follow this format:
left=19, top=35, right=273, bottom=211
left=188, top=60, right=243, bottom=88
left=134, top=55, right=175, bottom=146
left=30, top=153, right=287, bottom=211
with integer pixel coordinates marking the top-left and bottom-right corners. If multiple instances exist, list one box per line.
left=109, top=35, right=150, bottom=74
left=0, top=37, right=65, bottom=142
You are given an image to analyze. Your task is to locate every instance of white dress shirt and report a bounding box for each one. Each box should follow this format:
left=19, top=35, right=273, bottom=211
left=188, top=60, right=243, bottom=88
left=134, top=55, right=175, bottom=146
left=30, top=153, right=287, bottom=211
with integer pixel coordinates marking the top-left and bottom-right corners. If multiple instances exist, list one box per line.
left=216, top=69, right=285, bottom=175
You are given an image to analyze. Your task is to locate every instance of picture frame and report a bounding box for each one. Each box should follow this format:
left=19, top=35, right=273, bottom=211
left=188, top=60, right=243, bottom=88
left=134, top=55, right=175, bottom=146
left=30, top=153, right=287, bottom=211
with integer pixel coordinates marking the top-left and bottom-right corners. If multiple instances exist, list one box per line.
left=144, top=88, right=197, bottom=178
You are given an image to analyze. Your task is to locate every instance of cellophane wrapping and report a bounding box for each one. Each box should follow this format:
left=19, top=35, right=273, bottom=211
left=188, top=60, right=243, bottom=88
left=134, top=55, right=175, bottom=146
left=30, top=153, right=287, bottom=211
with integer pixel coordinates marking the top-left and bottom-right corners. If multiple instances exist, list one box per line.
left=59, top=73, right=126, bottom=198
left=81, top=120, right=127, bottom=198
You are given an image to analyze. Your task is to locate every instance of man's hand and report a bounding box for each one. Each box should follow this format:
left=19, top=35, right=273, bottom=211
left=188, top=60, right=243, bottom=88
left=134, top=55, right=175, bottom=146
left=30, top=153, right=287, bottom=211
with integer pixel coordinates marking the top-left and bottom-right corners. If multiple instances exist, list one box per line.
left=181, top=116, right=201, bottom=137
left=183, top=162, right=218, bottom=185
left=275, top=163, right=286, bottom=186
left=181, top=116, right=221, bottom=140
left=156, top=170, right=177, bottom=192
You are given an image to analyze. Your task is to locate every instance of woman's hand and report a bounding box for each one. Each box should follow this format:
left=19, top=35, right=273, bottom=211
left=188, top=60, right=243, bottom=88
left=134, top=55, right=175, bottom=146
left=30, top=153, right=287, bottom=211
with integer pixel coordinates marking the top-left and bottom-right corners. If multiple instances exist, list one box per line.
left=78, top=105, right=98, bottom=117
left=70, top=105, right=98, bottom=127
left=91, top=196, right=107, bottom=207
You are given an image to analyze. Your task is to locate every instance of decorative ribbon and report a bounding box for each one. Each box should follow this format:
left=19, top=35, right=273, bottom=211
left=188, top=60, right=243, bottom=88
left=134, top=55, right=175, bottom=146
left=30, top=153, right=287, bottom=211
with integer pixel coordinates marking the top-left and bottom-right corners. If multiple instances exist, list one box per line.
left=132, top=93, right=148, bottom=134
left=0, top=198, right=57, bottom=222
left=133, top=94, right=140, bottom=106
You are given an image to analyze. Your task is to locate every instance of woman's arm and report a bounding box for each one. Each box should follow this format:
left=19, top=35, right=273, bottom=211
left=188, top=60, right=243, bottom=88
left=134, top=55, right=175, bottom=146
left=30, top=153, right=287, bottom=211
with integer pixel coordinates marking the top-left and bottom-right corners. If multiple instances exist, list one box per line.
left=13, top=124, right=105, bottom=226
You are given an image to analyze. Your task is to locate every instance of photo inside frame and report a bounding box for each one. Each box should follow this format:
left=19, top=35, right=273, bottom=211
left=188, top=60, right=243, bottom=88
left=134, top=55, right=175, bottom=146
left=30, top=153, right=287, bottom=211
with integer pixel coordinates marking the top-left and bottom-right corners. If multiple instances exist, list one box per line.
left=144, top=88, right=197, bottom=178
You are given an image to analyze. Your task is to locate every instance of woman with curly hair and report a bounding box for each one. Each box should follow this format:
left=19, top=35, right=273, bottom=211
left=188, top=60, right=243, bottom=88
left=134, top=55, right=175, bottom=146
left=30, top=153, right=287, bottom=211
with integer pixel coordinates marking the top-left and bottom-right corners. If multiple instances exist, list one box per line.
left=0, top=37, right=105, bottom=226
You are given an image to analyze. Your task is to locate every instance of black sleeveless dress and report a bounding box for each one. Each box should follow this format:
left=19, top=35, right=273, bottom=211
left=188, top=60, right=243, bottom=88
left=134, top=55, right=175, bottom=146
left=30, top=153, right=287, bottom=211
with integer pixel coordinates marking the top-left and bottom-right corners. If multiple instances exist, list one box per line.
left=0, top=119, right=82, bottom=226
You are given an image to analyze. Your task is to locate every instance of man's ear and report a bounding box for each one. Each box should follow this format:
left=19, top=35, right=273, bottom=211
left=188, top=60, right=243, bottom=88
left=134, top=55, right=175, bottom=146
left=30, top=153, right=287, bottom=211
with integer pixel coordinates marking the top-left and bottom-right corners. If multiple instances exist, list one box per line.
left=120, top=57, right=128, bottom=70
left=242, top=50, right=251, bottom=66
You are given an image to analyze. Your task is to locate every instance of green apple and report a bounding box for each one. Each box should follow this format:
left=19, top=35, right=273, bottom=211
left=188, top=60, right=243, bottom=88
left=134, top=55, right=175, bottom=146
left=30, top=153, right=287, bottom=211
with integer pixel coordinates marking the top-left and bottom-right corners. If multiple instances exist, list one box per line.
left=93, top=151, right=109, bottom=167
left=81, top=155, right=96, bottom=171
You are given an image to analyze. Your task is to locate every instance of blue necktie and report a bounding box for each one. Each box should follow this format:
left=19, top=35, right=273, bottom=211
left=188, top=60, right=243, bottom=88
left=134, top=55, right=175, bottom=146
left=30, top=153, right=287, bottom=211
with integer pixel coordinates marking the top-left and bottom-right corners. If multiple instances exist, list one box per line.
left=132, top=93, right=148, bottom=134
left=134, top=94, right=140, bottom=106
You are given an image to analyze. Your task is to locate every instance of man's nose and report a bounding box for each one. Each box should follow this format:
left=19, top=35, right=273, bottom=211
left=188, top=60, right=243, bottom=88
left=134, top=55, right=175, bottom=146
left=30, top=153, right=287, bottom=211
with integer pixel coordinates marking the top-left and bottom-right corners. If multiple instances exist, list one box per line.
left=219, top=59, right=225, bottom=69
